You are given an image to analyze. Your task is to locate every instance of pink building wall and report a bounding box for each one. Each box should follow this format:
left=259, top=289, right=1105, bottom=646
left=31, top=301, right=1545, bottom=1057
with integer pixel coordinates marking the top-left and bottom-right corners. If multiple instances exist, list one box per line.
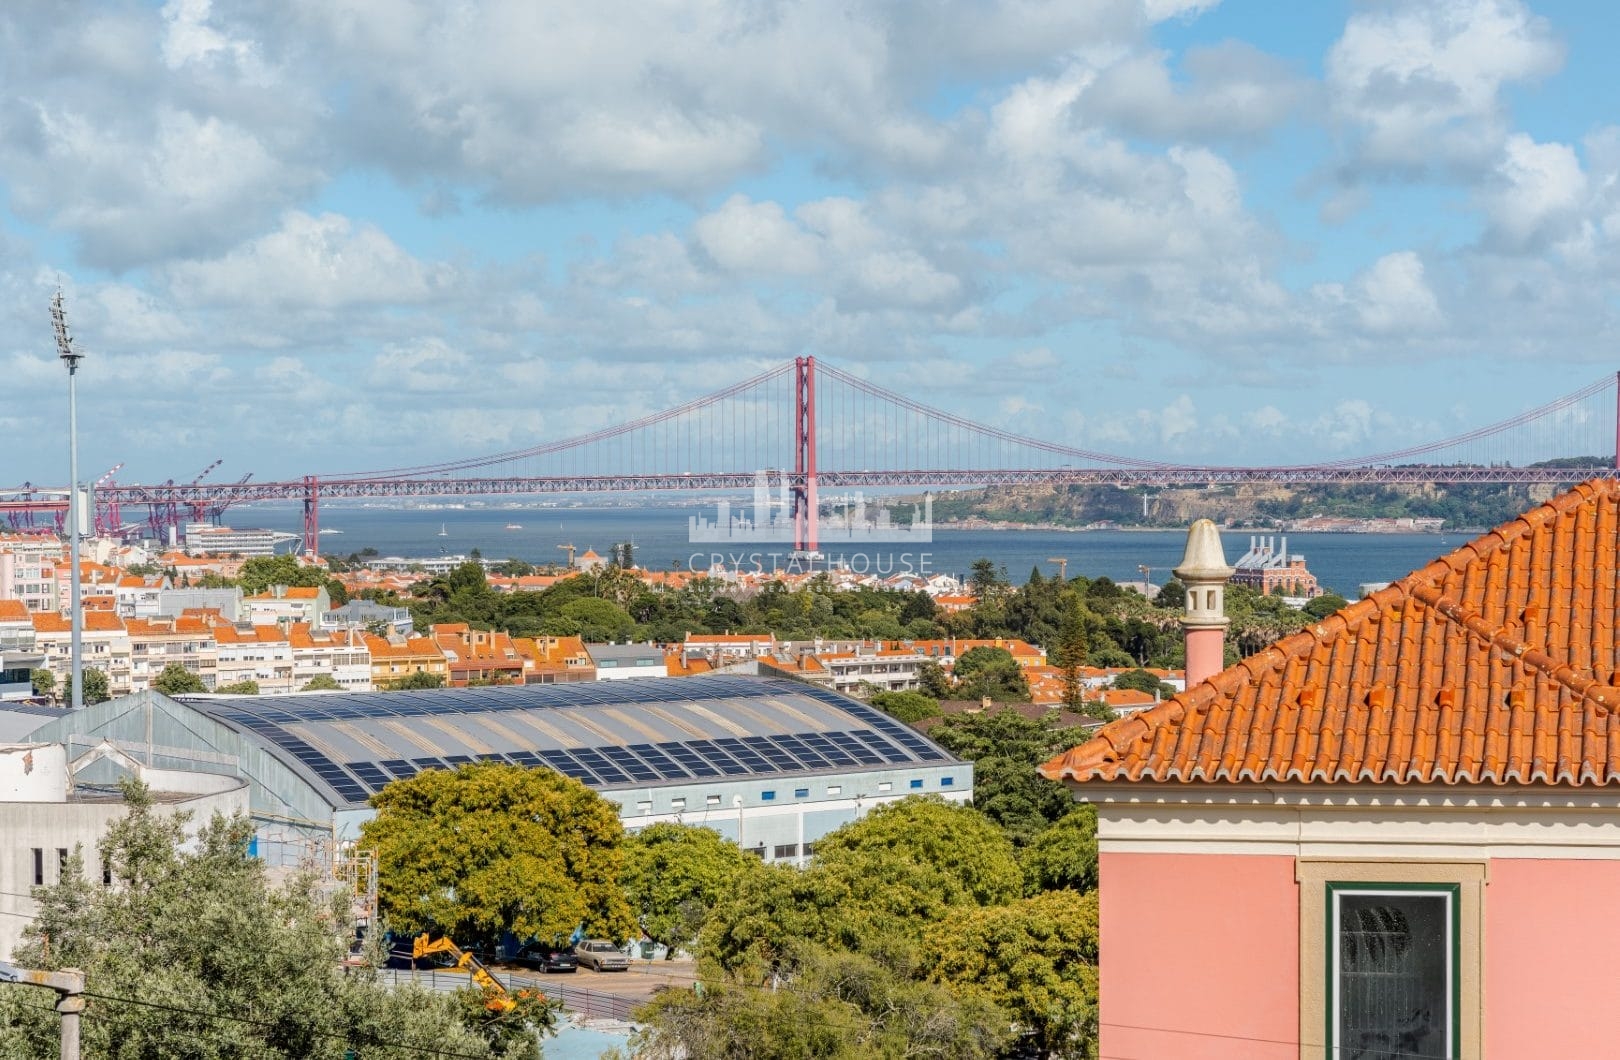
left=1100, top=852, right=1298, bottom=1060
left=1485, top=858, right=1620, bottom=1057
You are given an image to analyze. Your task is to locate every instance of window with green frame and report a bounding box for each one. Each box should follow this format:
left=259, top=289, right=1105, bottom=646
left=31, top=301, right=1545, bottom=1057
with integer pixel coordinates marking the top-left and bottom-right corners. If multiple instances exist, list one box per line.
left=1326, top=881, right=1460, bottom=1060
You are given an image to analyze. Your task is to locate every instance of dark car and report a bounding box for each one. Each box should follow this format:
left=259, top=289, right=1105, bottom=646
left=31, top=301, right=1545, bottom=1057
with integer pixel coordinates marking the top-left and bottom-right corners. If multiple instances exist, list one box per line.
left=573, top=939, right=630, bottom=972
left=513, top=945, right=579, bottom=973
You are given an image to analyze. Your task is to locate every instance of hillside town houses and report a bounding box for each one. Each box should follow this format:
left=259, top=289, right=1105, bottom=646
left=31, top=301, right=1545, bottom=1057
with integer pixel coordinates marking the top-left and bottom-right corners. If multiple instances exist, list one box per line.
left=0, top=529, right=1179, bottom=704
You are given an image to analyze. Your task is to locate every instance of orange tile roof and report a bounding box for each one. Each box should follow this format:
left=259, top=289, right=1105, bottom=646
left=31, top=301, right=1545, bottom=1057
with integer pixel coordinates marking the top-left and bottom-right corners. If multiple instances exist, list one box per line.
left=0, top=599, right=29, bottom=622
left=32, top=611, right=126, bottom=633
left=1042, top=479, right=1620, bottom=788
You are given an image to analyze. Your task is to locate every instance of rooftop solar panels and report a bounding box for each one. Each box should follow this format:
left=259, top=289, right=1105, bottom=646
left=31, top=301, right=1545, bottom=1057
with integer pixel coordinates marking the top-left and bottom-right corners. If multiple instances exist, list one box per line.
left=179, top=676, right=960, bottom=808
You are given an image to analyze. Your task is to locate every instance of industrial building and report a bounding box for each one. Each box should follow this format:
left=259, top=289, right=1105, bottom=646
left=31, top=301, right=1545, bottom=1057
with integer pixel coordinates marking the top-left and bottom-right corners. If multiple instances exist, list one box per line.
left=11, top=675, right=970, bottom=879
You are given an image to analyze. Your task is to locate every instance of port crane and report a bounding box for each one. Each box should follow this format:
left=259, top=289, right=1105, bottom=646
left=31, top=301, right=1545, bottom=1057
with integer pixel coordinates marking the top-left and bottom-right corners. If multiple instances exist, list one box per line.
left=1047, top=557, right=1068, bottom=581
left=557, top=543, right=577, bottom=567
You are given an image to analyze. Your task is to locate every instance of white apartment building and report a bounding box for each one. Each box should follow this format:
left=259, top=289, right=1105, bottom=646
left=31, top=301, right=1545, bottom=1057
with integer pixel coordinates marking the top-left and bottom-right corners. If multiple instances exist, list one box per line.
left=183, top=524, right=284, bottom=557
left=210, top=623, right=295, bottom=693
left=31, top=611, right=134, bottom=697
left=114, top=575, right=169, bottom=619
left=125, top=616, right=220, bottom=692
left=817, top=646, right=925, bottom=695
left=0, top=535, right=62, bottom=613
left=243, top=585, right=330, bottom=629
left=288, top=625, right=372, bottom=691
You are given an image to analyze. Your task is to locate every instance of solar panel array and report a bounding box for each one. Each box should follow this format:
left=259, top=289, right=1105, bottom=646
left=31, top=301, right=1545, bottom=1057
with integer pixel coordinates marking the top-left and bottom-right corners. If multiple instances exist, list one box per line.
left=180, top=676, right=958, bottom=808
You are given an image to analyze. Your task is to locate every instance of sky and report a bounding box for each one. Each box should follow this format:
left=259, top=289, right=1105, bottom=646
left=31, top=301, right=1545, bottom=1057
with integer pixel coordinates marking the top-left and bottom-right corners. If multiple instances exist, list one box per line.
left=4, top=0, right=1620, bottom=485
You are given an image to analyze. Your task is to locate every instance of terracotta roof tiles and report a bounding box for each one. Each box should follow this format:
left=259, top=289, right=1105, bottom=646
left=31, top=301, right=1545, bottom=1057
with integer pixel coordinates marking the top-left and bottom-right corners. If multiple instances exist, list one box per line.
left=1040, top=479, right=1620, bottom=789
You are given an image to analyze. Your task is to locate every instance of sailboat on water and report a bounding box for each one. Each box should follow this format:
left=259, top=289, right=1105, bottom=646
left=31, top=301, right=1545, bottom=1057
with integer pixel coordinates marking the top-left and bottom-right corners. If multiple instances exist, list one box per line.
left=437, top=523, right=448, bottom=537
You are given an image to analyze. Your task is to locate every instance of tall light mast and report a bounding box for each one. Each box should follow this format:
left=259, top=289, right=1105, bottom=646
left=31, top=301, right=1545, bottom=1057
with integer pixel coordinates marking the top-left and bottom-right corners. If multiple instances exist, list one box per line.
left=51, top=290, right=86, bottom=710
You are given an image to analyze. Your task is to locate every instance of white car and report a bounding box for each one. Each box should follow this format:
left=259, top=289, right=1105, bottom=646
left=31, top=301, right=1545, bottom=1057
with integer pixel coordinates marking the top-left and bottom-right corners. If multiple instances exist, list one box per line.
left=572, top=939, right=630, bottom=972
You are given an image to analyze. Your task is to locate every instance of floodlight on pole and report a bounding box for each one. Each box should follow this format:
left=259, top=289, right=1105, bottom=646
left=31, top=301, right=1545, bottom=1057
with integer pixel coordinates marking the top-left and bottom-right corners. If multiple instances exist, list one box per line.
left=52, top=289, right=85, bottom=711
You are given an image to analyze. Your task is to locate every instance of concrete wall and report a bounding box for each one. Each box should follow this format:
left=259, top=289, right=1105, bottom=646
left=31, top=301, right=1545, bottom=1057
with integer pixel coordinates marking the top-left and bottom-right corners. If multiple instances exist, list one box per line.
left=0, top=779, right=249, bottom=960
left=1099, top=852, right=1299, bottom=1060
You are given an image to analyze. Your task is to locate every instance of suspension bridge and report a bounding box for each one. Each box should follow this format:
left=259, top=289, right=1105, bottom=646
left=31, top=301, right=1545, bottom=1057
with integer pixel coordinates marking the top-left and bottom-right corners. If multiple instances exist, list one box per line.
left=11, top=302, right=1620, bottom=553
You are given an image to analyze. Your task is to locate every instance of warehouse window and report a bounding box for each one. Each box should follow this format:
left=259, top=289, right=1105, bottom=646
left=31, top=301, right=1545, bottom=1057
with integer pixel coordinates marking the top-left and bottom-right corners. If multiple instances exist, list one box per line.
left=909, top=779, right=924, bottom=789
left=877, top=782, right=892, bottom=793
left=773, top=844, right=800, bottom=859
left=941, top=777, right=955, bottom=787
left=795, top=788, right=809, bottom=798
left=760, top=791, right=776, bottom=801
left=32, top=848, right=43, bottom=887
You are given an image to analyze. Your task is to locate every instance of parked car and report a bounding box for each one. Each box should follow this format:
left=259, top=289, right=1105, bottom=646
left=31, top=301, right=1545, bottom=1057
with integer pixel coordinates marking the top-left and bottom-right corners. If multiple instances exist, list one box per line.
left=514, top=944, right=578, bottom=973
left=572, top=939, right=630, bottom=972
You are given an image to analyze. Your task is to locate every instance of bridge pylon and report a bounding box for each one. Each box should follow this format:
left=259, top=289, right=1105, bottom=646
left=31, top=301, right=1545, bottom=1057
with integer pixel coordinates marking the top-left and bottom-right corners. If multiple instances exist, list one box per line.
left=792, top=356, right=817, bottom=553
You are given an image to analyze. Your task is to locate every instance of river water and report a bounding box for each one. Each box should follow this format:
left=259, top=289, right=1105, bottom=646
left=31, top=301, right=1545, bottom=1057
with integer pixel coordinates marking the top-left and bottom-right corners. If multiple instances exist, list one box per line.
left=238, top=502, right=1461, bottom=598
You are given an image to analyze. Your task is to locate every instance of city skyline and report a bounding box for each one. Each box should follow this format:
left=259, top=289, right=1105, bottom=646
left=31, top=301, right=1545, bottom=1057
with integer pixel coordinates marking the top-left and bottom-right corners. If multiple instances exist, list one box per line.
left=2, top=1, right=1618, bottom=481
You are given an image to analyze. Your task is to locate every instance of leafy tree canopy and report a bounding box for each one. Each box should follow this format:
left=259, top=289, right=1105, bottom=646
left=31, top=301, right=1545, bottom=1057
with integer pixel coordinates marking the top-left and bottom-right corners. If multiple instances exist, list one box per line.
left=30, top=669, right=53, bottom=696
left=0, top=780, right=528, bottom=1058
left=924, top=890, right=1101, bottom=1058
left=152, top=662, right=207, bottom=696
left=866, top=690, right=940, bottom=724
left=1302, top=591, right=1350, bottom=619
left=385, top=670, right=446, bottom=690
left=236, top=553, right=332, bottom=596
left=621, top=823, right=758, bottom=956
left=361, top=762, right=635, bottom=949
left=929, top=711, right=1086, bottom=846
left=629, top=940, right=1012, bottom=1060
left=64, top=667, right=110, bottom=706
left=1021, top=805, right=1099, bottom=895
left=951, top=646, right=1030, bottom=702
left=1111, top=667, right=1175, bottom=698
left=302, top=674, right=343, bottom=691
left=215, top=679, right=260, bottom=695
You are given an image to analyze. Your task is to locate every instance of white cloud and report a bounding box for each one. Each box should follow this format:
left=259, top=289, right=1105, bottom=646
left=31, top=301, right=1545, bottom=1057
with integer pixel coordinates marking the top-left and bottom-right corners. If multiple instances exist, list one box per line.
left=692, top=196, right=822, bottom=275
left=1326, top=0, right=1563, bottom=178
left=163, top=211, right=458, bottom=309
left=1481, top=134, right=1587, bottom=250
left=1353, top=252, right=1444, bottom=334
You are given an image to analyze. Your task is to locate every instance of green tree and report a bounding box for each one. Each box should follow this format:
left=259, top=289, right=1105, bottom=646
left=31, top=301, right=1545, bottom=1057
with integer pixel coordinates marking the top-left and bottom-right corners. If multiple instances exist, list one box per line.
left=1053, top=593, right=1091, bottom=710
left=622, top=824, right=757, bottom=957
left=361, top=762, right=635, bottom=949
left=151, top=663, right=207, bottom=696
left=302, top=674, right=343, bottom=691
left=29, top=668, right=53, bottom=699
left=0, top=780, right=530, bottom=1058
left=1021, top=806, right=1099, bottom=895
left=1302, top=592, right=1350, bottom=619
left=952, top=646, right=1030, bottom=702
left=236, top=554, right=331, bottom=596
left=384, top=670, right=446, bottom=690
left=867, top=690, right=941, bottom=724
left=924, top=889, right=1101, bottom=1058
left=1111, top=667, right=1174, bottom=698
left=630, top=940, right=1011, bottom=1060
left=917, top=659, right=953, bottom=699
left=557, top=597, right=636, bottom=642
left=929, top=711, right=1080, bottom=846
left=215, top=679, right=260, bottom=695
left=63, top=667, right=110, bottom=706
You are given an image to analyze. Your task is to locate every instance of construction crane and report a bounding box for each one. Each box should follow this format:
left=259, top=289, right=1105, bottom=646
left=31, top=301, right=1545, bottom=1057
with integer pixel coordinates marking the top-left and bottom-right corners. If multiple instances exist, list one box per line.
left=410, top=934, right=523, bottom=1013
left=92, top=464, right=125, bottom=536
left=1047, top=557, right=1068, bottom=581
left=557, top=543, right=577, bottom=567
left=1138, top=564, right=1154, bottom=594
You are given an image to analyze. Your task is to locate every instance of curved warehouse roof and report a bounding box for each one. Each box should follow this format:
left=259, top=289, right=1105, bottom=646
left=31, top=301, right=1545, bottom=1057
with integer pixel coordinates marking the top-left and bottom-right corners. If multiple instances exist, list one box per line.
left=177, top=675, right=954, bottom=809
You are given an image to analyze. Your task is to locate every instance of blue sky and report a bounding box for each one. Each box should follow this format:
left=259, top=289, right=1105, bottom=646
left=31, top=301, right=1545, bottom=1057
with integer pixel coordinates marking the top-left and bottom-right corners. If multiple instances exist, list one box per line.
left=3, top=0, right=1619, bottom=483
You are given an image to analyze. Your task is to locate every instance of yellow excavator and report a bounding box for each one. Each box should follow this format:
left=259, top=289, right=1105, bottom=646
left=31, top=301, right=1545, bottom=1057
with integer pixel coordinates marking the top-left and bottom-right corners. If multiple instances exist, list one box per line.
left=411, top=933, right=520, bottom=1013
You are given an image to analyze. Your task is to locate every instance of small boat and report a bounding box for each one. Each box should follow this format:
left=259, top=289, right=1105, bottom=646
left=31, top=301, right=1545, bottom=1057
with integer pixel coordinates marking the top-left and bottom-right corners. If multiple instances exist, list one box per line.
left=437, top=523, right=448, bottom=537
left=505, top=523, right=523, bottom=530
left=318, top=528, right=344, bottom=535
